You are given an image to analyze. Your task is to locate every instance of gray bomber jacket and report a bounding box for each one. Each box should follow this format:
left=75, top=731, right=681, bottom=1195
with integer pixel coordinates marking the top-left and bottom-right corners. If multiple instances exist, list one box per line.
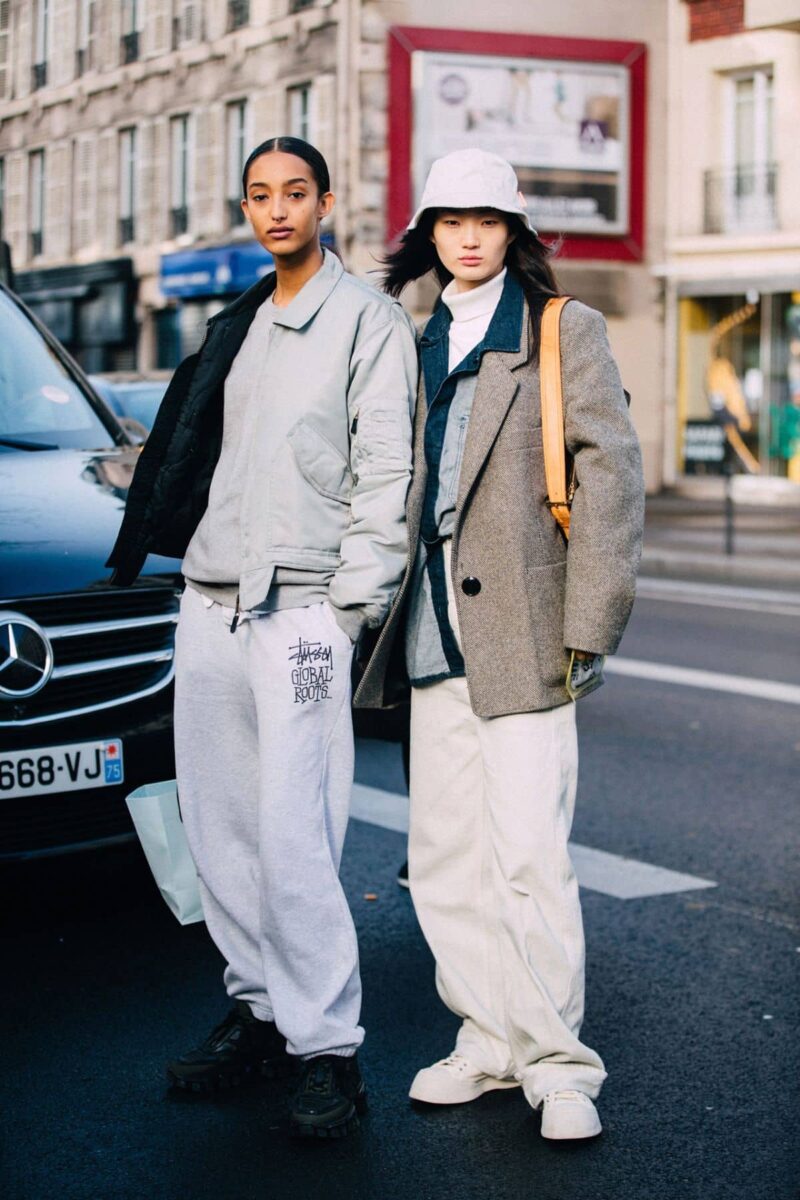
left=107, top=250, right=418, bottom=643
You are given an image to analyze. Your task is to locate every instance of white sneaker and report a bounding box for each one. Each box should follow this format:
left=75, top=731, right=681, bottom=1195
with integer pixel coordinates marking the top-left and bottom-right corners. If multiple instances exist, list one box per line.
left=540, top=1090, right=602, bottom=1140
left=409, top=1053, right=521, bottom=1105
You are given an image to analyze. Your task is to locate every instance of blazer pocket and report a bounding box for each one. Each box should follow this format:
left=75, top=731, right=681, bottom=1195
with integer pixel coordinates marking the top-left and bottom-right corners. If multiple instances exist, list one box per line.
left=287, top=419, right=353, bottom=503
left=524, top=560, right=569, bottom=687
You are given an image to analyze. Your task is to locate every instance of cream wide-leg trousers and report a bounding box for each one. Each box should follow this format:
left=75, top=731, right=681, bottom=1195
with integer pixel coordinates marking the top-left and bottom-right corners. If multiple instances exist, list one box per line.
left=408, top=543, right=606, bottom=1108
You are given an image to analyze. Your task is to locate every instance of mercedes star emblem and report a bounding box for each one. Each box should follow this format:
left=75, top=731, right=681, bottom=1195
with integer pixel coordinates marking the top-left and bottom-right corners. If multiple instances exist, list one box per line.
left=0, top=612, right=54, bottom=699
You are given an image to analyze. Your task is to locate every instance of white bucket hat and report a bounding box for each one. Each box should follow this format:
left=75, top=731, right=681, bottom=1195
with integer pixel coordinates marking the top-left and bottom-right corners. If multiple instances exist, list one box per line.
left=407, top=148, right=535, bottom=234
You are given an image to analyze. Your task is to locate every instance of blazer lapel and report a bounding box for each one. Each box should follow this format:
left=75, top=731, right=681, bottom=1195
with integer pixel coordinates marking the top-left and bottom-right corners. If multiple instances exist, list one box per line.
left=456, top=344, right=528, bottom=509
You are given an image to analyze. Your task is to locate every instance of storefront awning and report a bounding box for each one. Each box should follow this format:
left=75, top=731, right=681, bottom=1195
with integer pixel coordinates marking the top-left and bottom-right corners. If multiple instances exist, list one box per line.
left=159, top=236, right=335, bottom=299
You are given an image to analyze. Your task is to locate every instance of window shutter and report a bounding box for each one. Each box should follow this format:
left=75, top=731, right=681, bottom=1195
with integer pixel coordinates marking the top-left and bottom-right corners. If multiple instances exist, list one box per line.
left=72, top=135, right=96, bottom=251
left=312, top=74, right=337, bottom=175
left=151, top=116, right=170, bottom=241
left=144, top=0, right=172, bottom=57
left=0, top=0, right=10, bottom=100
left=193, top=104, right=223, bottom=237
left=251, top=85, right=284, bottom=146
left=14, top=0, right=33, bottom=97
left=50, top=0, right=75, bottom=87
left=97, top=128, right=117, bottom=249
left=3, top=152, right=27, bottom=264
left=47, top=140, right=72, bottom=258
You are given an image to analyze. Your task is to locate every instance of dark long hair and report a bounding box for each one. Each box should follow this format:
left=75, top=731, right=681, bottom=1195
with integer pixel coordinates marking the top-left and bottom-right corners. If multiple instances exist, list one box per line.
left=381, top=210, right=561, bottom=358
left=242, top=136, right=331, bottom=197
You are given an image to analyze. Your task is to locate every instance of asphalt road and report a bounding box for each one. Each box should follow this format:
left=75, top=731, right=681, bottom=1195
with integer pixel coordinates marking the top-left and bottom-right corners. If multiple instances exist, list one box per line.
left=2, top=584, right=798, bottom=1200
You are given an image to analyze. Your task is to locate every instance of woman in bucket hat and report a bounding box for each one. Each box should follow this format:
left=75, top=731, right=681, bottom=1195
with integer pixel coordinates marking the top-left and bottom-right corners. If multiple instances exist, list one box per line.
left=355, top=148, right=645, bottom=1139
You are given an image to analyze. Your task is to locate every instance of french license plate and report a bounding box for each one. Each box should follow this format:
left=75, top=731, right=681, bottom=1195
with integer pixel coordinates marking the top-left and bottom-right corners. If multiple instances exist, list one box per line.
left=0, top=739, right=124, bottom=800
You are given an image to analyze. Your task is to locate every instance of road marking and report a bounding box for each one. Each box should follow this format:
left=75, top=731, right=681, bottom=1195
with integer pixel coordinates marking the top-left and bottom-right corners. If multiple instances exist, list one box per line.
left=350, top=784, right=717, bottom=900
left=636, top=577, right=800, bottom=617
left=608, top=657, right=800, bottom=705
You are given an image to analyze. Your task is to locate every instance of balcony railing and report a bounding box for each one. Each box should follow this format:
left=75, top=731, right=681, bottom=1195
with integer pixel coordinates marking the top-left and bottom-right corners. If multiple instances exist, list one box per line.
left=29, top=230, right=43, bottom=258
left=703, top=164, right=778, bottom=234
left=171, top=206, right=189, bottom=237
left=227, top=197, right=246, bottom=228
left=119, top=216, right=135, bottom=245
left=228, top=0, right=250, bottom=30
left=32, top=62, right=47, bottom=90
left=121, top=30, right=139, bottom=64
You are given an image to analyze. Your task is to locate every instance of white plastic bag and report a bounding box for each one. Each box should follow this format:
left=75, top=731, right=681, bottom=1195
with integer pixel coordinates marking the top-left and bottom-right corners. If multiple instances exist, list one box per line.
left=126, top=780, right=204, bottom=925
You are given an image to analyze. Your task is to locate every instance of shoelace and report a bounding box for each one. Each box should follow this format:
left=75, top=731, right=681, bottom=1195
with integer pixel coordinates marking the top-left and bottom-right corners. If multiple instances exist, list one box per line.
left=437, top=1054, right=470, bottom=1073
left=303, top=1059, right=335, bottom=1096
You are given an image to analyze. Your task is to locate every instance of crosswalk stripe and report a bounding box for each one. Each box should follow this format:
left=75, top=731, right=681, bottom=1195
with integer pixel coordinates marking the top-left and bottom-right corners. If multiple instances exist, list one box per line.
left=608, top=657, right=800, bottom=705
left=350, top=784, right=718, bottom=900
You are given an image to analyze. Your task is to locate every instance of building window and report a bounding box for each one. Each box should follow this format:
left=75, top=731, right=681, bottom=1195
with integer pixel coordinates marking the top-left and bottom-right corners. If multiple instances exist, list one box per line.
left=0, top=1, right=10, bottom=100
left=226, top=101, right=248, bottom=228
left=33, top=0, right=50, bottom=89
left=170, top=115, right=191, bottom=236
left=290, top=0, right=315, bottom=10
left=228, top=0, right=250, bottom=31
left=173, top=1, right=201, bottom=47
left=76, top=0, right=96, bottom=75
left=121, top=0, right=140, bottom=63
left=119, top=128, right=137, bottom=244
left=705, top=67, right=776, bottom=234
left=288, top=84, right=312, bottom=142
left=29, top=150, right=45, bottom=258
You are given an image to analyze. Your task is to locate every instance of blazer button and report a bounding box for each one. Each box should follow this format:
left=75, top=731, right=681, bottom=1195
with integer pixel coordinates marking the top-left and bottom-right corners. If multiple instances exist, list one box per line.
left=461, top=577, right=481, bottom=596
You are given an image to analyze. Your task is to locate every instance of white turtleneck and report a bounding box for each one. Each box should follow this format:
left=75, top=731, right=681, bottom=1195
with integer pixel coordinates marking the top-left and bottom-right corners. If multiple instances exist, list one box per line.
left=441, top=268, right=506, bottom=373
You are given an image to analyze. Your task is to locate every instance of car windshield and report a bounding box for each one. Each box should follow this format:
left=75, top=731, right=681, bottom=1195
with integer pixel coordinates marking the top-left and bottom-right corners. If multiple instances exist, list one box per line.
left=0, top=290, right=116, bottom=450
left=105, top=383, right=166, bottom=432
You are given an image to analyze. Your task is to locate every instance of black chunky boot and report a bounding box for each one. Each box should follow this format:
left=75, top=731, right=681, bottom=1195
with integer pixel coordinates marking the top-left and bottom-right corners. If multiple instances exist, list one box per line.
left=166, top=1000, right=293, bottom=1093
left=289, top=1053, right=367, bottom=1139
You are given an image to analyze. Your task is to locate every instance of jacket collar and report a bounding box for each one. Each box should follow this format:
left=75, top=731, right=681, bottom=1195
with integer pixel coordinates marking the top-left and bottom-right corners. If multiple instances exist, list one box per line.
left=208, top=247, right=343, bottom=329
left=420, top=270, right=524, bottom=357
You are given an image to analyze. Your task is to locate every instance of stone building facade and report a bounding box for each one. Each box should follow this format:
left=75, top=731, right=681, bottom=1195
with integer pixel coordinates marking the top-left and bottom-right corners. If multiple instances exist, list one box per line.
left=0, top=0, right=670, bottom=490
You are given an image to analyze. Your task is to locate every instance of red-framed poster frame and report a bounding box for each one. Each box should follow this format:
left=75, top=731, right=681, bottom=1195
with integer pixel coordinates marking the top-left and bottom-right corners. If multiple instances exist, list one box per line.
left=388, top=25, right=648, bottom=261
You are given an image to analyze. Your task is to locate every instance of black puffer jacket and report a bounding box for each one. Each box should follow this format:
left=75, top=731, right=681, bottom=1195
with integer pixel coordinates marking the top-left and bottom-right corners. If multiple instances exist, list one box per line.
left=106, top=273, right=276, bottom=585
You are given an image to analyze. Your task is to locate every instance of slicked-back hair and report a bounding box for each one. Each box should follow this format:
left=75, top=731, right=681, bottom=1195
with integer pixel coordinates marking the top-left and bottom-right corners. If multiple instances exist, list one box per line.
left=381, top=210, right=562, bottom=359
left=242, top=136, right=331, bottom=198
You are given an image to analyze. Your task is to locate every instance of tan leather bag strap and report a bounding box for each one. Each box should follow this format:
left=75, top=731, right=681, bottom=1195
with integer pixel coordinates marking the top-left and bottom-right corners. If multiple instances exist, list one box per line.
left=540, top=296, right=574, bottom=541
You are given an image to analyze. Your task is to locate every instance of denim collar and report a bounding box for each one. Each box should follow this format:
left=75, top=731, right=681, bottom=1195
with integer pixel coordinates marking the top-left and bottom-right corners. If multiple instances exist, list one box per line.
left=420, top=271, right=523, bottom=357
left=420, top=272, right=524, bottom=405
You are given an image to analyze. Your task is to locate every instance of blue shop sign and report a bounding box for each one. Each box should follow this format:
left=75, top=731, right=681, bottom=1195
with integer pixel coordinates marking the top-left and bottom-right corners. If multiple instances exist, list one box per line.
left=159, top=235, right=335, bottom=298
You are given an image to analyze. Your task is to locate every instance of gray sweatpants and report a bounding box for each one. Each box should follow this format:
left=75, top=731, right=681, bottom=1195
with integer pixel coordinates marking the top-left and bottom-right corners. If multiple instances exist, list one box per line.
left=173, top=586, right=362, bottom=1058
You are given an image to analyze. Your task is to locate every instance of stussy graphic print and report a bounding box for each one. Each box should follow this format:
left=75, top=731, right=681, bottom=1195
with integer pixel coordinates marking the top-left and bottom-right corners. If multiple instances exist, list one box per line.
left=288, top=637, right=334, bottom=704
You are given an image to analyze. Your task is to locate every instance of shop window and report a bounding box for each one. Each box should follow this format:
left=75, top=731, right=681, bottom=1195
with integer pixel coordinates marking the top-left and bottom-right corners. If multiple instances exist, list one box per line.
left=677, top=292, right=799, bottom=479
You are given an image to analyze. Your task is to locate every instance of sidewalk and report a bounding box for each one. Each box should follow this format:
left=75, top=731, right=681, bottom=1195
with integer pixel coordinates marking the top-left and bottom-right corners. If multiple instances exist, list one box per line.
left=641, top=491, right=800, bottom=590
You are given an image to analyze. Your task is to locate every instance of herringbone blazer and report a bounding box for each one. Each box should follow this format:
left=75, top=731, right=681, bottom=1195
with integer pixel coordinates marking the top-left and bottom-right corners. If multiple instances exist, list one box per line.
left=354, top=299, right=645, bottom=718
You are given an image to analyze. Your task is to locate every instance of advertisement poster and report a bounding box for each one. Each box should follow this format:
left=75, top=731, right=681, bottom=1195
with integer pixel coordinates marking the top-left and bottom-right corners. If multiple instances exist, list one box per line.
left=413, top=51, right=630, bottom=235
